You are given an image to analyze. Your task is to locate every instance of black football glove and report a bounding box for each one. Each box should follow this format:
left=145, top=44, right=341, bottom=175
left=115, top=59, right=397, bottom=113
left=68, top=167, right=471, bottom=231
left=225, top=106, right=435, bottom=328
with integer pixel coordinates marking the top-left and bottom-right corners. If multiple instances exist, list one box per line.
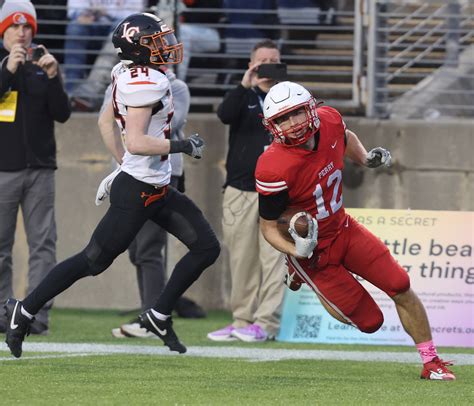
left=169, top=133, right=205, bottom=159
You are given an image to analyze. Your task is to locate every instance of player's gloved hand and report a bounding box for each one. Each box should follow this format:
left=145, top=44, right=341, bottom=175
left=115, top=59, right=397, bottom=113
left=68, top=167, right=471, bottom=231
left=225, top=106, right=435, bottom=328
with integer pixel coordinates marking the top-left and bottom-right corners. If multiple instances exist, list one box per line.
left=169, top=133, right=205, bottom=159
left=366, top=147, right=392, bottom=168
left=284, top=267, right=303, bottom=291
left=95, top=166, right=121, bottom=206
left=288, top=217, right=318, bottom=259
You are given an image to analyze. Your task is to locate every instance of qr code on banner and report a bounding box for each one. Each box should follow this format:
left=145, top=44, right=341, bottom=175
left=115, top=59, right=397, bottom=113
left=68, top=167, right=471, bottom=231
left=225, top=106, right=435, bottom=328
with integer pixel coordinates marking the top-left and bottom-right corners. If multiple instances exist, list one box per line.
left=293, top=314, right=322, bottom=339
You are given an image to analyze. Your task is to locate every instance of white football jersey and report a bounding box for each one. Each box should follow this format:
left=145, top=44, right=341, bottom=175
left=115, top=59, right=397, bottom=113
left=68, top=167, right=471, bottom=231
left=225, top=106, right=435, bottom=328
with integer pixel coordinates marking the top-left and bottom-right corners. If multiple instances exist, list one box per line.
left=111, top=62, right=173, bottom=187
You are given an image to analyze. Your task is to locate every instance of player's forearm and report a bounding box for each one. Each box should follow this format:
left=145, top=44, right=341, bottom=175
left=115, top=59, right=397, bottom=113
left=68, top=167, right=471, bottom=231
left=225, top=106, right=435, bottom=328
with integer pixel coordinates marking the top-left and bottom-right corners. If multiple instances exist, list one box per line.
left=104, top=131, right=125, bottom=164
left=99, top=126, right=124, bottom=164
left=344, top=130, right=368, bottom=166
left=125, top=134, right=171, bottom=156
left=260, top=218, right=297, bottom=257
left=98, top=102, right=125, bottom=164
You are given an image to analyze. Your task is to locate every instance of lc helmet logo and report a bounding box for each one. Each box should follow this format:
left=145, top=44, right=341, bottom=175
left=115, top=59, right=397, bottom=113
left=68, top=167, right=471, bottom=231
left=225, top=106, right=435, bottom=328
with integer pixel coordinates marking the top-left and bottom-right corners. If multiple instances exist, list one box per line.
left=121, top=22, right=140, bottom=43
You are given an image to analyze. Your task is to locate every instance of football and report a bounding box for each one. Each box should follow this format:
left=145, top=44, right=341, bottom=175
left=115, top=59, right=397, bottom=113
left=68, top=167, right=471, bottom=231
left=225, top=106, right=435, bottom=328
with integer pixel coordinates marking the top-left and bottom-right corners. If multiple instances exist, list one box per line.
left=276, top=208, right=312, bottom=242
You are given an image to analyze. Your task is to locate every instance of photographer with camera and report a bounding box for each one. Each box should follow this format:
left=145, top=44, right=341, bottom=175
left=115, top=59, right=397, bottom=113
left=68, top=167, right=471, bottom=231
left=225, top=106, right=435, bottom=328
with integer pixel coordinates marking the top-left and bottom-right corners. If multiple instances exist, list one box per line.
left=0, top=0, right=70, bottom=335
left=208, top=39, right=286, bottom=343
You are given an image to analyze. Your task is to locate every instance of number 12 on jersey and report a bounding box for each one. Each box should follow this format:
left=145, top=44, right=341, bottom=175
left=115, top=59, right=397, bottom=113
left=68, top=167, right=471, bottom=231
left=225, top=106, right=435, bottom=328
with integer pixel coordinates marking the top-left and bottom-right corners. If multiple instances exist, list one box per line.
left=313, top=169, right=343, bottom=220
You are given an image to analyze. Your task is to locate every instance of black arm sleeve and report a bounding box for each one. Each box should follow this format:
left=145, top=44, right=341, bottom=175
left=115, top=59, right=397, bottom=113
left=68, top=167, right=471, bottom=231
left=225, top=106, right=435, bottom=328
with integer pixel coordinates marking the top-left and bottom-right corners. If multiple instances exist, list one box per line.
left=46, top=75, right=71, bottom=123
left=259, top=190, right=290, bottom=220
left=0, top=57, right=15, bottom=97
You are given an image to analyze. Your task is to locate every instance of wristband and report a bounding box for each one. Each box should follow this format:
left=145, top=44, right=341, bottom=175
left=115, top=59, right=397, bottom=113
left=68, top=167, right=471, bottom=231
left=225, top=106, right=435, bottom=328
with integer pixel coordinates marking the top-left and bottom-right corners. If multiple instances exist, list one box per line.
left=169, top=139, right=191, bottom=155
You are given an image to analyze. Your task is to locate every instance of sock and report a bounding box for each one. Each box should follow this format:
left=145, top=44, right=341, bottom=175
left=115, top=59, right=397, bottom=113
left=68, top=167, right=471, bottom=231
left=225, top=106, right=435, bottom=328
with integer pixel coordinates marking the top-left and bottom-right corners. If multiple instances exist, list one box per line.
left=416, top=340, right=438, bottom=364
left=151, top=309, right=169, bottom=321
left=20, top=305, right=34, bottom=320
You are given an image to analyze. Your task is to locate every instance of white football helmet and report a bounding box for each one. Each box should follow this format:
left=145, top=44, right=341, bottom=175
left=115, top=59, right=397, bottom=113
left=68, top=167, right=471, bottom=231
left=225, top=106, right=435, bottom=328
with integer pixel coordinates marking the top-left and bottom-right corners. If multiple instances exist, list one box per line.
left=262, top=81, right=320, bottom=146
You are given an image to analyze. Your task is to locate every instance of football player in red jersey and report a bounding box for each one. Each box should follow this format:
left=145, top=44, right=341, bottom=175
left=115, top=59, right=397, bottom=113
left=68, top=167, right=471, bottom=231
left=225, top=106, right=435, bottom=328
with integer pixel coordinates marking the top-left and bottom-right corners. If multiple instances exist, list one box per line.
left=255, top=81, right=455, bottom=381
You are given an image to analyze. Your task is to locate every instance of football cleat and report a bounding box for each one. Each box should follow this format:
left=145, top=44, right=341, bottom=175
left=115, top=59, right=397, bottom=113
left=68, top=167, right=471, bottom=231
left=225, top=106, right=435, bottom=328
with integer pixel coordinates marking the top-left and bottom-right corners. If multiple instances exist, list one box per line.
left=139, top=310, right=186, bottom=353
left=421, top=357, right=456, bottom=381
left=4, top=298, right=34, bottom=358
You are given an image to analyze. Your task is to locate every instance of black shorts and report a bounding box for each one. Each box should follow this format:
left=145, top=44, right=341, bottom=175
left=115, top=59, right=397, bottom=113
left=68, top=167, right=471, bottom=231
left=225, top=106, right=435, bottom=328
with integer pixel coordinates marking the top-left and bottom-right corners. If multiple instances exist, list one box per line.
left=90, top=171, right=218, bottom=260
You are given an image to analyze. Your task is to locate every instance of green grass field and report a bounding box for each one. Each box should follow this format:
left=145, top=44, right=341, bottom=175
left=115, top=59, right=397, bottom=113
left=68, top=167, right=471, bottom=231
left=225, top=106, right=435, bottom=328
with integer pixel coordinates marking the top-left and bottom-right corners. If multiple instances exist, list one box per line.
left=1, top=308, right=473, bottom=405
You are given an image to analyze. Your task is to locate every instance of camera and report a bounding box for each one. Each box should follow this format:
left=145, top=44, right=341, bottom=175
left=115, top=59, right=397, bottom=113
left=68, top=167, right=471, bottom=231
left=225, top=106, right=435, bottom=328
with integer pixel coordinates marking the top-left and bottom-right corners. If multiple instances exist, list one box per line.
left=257, top=63, right=288, bottom=81
left=26, top=46, right=45, bottom=62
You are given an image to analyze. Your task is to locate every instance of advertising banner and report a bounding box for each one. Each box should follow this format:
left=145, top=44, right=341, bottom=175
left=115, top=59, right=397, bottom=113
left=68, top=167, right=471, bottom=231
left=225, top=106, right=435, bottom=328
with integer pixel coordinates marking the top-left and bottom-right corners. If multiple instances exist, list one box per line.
left=277, top=209, right=474, bottom=347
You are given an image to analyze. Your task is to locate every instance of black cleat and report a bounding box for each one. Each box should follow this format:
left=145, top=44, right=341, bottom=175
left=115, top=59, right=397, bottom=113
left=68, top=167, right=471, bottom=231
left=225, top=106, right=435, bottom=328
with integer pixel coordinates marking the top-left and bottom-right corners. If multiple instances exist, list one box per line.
left=139, top=310, right=187, bottom=354
left=4, top=298, right=34, bottom=358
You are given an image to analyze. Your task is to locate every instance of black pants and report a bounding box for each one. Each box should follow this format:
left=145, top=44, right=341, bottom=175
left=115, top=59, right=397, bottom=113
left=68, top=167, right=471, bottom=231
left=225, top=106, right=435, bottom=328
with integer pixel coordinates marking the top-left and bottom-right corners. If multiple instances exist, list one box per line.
left=128, top=176, right=179, bottom=310
left=23, top=172, right=220, bottom=315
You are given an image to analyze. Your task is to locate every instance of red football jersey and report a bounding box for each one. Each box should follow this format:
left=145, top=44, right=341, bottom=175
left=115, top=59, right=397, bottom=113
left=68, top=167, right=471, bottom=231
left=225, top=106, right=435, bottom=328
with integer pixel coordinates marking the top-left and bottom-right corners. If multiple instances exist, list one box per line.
left=255, top=106, right=347, bottom=248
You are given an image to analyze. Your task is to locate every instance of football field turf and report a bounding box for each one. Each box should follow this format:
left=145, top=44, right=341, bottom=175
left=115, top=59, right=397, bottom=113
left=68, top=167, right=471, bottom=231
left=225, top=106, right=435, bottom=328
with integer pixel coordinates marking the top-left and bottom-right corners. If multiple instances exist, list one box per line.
left=1, top=309, right=473, bottom=405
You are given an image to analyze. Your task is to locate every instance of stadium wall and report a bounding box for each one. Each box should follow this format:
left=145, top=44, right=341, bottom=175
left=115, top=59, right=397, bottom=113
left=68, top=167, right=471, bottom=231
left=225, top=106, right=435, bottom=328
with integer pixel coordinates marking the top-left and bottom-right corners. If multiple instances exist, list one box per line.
left=12, top=114, right=474, bottom=310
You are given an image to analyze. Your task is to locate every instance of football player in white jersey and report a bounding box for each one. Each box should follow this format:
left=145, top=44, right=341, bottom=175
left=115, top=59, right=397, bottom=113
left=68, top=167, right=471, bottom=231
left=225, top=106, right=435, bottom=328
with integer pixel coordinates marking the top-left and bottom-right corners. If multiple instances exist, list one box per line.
left=4, top=13, right=221, bottom=358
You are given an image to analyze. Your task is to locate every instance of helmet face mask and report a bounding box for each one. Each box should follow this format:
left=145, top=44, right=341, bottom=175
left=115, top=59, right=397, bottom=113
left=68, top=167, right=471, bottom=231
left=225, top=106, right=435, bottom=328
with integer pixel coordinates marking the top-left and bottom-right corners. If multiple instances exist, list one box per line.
left=112, top=13, right=183, bottom=67
left=140, top=29, right=183, bottom=65
left=263, top=82, right=320, bottom=147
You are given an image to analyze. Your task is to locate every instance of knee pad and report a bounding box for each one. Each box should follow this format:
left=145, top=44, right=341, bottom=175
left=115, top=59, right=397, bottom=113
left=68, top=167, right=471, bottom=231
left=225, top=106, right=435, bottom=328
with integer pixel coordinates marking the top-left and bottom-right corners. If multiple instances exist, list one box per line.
left=207, top=242, right=221, bottom=265
left=349, top=293, right=384, bottom=334
left=203, top=242, right=221, bottom=268
left=389, top=270, right=411, bottom=296
left=83, top=237, right=114, bottom=276
left=357, top=307, right=384, bottom=334
left=190, top=241, right=221, bottom=272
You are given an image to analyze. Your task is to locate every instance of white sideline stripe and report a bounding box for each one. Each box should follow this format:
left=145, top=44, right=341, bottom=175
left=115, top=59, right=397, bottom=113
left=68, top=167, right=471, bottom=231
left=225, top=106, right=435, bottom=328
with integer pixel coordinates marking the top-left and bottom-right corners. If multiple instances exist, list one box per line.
left=0, top=353, right=96, bottom=362
left=0, top=342, right=473, bottom=365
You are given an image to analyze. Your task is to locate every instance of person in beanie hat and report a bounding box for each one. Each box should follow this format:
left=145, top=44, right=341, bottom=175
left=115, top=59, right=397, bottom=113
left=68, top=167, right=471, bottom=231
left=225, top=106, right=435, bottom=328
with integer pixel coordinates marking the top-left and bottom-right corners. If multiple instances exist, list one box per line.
left=0, top=0, right=71, bottom=335
left=0, top=0, right=37, bottom=37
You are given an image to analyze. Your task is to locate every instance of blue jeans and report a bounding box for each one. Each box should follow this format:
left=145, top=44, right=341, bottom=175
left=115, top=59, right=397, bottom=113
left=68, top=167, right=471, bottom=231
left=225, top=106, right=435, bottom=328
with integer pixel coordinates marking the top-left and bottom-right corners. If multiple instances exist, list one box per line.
left=64, top=17, right=115, bottom=93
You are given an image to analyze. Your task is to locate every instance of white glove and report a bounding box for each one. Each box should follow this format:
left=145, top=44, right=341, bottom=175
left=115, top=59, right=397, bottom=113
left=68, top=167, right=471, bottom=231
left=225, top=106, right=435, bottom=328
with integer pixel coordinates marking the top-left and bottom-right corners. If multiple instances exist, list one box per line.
left=366, top=147, right=392, bottom=168
left=288, top=217, right=318, bottom=259
left=95, top=167, right=121, bottom=206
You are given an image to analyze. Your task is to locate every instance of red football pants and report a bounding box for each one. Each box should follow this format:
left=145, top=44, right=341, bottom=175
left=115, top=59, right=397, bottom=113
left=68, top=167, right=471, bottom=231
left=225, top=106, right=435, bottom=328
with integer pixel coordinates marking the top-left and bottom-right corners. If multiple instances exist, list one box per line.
left=287, top=215, right=410, bottom=333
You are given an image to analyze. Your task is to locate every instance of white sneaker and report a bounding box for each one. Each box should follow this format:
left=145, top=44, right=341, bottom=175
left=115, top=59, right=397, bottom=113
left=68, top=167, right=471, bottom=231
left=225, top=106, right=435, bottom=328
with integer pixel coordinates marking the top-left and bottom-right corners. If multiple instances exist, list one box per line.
left=120, top=322, right=157, bottom=338
left=231, top=324, right=269, bottom=342
left=111, top=327, right=126, bottom=338
left=207, top=324, right=238, bottom=342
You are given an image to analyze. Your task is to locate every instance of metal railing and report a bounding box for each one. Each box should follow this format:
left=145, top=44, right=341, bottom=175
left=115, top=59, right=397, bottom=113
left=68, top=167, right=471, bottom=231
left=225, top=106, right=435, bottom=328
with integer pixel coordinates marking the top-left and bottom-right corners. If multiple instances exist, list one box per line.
left=366, top=0, right=474, bottom=118
left=27, top=1, right=474, bottom=118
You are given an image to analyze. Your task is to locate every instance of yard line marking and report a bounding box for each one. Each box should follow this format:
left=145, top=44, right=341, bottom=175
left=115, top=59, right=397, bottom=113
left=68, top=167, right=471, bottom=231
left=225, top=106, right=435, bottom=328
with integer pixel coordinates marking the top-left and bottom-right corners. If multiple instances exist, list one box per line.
left=0, top=342, right=473, bottom=365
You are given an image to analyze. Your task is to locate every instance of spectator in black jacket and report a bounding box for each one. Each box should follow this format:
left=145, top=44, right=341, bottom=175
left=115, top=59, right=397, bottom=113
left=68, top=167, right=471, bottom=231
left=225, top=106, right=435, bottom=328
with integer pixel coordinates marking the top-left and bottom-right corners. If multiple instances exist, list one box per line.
left=0, top=0, right=70, bottom=335
left=208, top=39, right=285, bottom=343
